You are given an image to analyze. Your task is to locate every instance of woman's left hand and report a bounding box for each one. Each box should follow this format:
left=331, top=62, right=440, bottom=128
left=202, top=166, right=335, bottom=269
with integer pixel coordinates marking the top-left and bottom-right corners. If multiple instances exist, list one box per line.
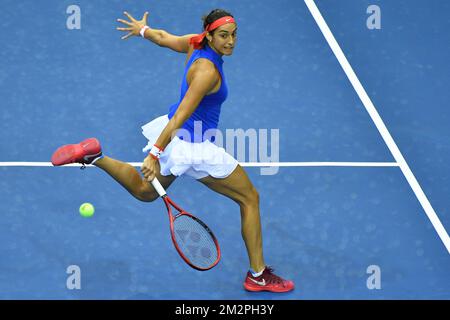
left=116, top=11, right=149, bottom=40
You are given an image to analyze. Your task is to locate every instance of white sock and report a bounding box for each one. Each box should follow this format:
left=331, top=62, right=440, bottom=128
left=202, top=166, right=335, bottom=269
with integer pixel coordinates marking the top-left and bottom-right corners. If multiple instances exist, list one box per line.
left=90, top=154, right=104, bottom=165
left=250, top=267, right=265, bottom=277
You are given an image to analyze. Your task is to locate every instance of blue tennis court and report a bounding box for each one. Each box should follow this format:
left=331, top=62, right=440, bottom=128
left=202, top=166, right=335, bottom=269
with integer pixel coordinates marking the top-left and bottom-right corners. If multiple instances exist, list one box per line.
left=1, top=0, right=449, bottom=299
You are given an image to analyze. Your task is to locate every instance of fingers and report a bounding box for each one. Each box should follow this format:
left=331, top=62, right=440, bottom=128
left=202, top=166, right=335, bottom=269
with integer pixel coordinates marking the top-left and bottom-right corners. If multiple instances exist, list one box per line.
left=116, top=22, right=133, bottom=39
left=117, top=18, right=132, bottom=26
left=140, top=168, right=155, bottom=182
left=121, top=32, right=134, bottom=40
left=123, top=11, right=136, bottom=22
left=141, top=156, right=157, bottom=181
left=143, top=11, right=149, bottom=23
left=140, top=165, right=152, bottom=176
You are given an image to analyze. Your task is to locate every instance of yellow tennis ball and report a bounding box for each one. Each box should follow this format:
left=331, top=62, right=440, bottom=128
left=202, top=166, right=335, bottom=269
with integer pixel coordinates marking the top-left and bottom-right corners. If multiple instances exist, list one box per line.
left=79, top=203, right=95, bottom=217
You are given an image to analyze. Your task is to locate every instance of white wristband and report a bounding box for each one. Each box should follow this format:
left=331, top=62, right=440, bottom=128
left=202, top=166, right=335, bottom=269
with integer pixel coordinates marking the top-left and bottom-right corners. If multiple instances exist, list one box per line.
left=149, top=145, right=163, bottom=159
left=140, top=25, right=150, bottom=38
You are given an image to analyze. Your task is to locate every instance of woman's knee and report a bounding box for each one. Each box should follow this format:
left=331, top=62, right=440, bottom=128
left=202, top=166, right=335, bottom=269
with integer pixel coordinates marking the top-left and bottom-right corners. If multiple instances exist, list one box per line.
left=240, top=186, right=259, bottom=207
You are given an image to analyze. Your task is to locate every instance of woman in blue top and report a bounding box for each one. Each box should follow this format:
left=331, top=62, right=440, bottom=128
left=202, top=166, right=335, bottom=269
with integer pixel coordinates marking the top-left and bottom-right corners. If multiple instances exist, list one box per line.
left=51, top=8, right=293, bottom=292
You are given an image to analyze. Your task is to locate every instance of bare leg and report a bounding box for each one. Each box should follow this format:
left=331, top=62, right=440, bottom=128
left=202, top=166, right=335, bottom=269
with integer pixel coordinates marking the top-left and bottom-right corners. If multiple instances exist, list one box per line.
left=198, top=165, right=265, bottom=272
left=94, top=156, right=176, bottom=202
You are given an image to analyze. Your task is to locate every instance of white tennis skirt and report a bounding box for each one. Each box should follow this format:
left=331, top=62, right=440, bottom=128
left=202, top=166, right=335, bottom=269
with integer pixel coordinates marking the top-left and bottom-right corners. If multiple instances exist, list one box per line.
left=141, top=115, right=239, bottom=180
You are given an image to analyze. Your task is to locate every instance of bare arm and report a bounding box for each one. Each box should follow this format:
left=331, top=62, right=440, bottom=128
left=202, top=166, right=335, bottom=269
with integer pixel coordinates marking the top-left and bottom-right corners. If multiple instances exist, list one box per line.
left=155, top=60, right=219, bottom=148
left=116, top=11, right=196, bottom=53
left=148, top=30, right=197, bottom=53
left=141, top=60, right=219, bottom=181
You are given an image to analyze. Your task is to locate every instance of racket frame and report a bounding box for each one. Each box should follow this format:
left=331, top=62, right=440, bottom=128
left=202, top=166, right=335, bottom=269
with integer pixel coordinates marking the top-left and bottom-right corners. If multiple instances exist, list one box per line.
left=152, top=178, right=221, bottom=271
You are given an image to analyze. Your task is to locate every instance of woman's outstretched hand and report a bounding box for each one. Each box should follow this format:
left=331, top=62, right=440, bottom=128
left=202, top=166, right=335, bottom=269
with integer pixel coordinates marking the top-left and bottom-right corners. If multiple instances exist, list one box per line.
left=117, top=11, right=149, bottom=40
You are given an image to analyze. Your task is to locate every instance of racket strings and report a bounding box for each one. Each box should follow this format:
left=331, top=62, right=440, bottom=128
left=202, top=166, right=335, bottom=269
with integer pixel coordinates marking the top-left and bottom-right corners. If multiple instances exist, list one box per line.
left=173, top=215, right=218, bottom=269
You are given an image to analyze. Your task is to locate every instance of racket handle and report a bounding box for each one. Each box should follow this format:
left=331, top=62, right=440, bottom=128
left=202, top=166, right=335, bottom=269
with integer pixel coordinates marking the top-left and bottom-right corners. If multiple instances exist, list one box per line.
left=151, top=178, right=167, bottom=197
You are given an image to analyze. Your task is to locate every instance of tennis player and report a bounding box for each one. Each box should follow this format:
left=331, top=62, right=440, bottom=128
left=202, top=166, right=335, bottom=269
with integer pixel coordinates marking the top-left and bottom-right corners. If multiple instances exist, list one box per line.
left=51, top=9, right=294, bottom=293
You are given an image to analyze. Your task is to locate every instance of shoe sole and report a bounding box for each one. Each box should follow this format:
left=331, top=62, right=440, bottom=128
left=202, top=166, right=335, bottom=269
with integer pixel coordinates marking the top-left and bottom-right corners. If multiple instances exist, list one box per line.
left=51, top=138, right=101, bottom=166
left=243, top=283, right=295, bottom=293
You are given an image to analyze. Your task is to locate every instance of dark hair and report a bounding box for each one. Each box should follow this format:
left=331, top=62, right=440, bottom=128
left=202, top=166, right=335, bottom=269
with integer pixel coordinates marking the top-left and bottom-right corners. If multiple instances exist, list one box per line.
left=200, top=9, right=234, bottom=48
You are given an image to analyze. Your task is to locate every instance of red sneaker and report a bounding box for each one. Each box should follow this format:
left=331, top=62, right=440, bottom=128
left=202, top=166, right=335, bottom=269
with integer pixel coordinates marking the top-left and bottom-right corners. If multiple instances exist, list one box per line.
left=243, top=267, right=295, bottom=293
left=51, top=138, right=102, bottom=166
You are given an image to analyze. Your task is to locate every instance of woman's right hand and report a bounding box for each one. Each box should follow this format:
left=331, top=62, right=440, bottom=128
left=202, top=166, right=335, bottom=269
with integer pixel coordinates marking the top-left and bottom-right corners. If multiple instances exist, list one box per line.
left=141, top=154, right=159, bottom=182
left=117, top=11, right=149, bottom=40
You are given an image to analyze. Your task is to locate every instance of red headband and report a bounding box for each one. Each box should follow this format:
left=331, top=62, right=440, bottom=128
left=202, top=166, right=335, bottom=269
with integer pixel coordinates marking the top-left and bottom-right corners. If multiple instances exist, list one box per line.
left=189, top=16, right=236, bottom=49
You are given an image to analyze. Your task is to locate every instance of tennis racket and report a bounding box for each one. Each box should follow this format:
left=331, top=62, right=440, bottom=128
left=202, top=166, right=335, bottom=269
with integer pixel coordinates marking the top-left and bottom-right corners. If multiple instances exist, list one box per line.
left=151, top=178, right=221, bottom=271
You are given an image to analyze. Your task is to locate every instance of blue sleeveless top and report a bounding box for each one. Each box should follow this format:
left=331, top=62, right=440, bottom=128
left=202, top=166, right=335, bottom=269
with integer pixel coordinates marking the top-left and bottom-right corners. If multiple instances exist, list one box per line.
left=168, top=43, right=228, bottom=142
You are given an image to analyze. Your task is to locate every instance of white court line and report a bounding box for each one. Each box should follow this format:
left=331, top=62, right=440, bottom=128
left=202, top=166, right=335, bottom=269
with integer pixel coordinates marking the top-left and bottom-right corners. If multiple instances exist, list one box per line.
left=305, top=0, right=450, bottom=254
left=0, top=162, right=399, bottom=167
